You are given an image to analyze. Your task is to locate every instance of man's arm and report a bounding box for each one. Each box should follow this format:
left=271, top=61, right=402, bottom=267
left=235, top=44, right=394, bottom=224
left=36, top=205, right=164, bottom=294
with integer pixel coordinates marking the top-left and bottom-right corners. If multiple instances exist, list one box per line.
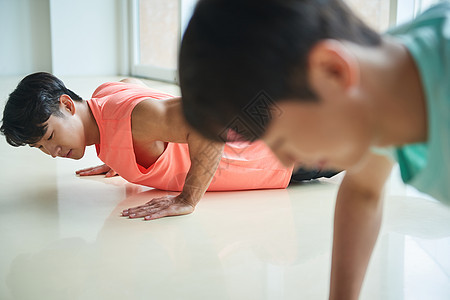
left=330, top=153, right=393, bottom=300
left=122, top=90, right=225, bottom=220
left=181, top=130, right=224, bottom=206
left=123, top=132, right=224, bottom=221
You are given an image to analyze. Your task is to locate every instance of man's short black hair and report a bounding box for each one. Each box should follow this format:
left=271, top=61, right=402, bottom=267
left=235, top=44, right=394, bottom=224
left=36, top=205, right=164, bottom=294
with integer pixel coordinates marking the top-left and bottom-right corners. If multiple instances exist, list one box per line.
left=0, top=72, right=82, bottom=147
left=179, top=0, right=381, bottom=141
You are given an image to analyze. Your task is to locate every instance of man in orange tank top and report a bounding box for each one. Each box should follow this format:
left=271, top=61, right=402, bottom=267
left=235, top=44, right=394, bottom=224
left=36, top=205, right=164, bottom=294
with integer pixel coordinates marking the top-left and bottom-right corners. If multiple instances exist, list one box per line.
left=1, top=73, right=338, bottom=221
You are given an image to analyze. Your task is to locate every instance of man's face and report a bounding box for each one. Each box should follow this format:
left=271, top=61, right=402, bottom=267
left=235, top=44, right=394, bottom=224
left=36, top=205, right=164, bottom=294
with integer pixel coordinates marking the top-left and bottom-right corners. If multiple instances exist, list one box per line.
left=262, top=98, right=372, bottom=172
left=30, top=109, right=86, bottom=160
left=259, top=39, right=379, bottom=171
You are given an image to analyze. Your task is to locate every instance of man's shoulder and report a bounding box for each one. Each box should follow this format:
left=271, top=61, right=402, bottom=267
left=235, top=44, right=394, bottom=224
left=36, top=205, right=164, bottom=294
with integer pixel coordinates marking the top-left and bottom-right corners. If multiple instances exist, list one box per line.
left=89, top=83, right=140, bottom=122
left=91, top=82, right=127, bottom=99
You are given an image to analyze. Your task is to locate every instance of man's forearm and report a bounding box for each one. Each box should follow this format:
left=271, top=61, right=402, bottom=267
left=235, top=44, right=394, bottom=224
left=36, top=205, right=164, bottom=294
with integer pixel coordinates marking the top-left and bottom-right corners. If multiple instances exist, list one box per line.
left=329, top=184, right=384, bottom=300
left=181, top=138, right=225, bottom=206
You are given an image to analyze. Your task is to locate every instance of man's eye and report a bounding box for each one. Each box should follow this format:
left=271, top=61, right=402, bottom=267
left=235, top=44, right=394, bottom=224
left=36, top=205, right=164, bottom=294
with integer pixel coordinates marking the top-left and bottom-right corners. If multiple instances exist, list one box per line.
left=48, top=132, right=54, bottom=141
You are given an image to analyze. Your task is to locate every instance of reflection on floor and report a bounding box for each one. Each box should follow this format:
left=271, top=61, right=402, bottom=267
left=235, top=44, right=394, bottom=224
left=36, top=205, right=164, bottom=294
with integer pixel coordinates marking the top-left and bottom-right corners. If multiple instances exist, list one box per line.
left=0, top=76, right=449, bottom=300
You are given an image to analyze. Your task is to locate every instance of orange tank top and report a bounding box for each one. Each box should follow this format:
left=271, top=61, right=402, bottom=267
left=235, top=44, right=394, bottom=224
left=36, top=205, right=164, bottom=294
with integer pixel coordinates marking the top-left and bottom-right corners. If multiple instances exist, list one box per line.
left=88, top=82, right=293, bottom=191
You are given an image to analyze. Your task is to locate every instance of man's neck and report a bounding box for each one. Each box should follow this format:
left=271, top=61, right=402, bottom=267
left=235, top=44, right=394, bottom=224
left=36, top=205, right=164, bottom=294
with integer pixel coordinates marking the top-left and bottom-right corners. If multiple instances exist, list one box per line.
left=359, top=37, right=428, bottom=148
left=77, top=101, right=100, bottom=146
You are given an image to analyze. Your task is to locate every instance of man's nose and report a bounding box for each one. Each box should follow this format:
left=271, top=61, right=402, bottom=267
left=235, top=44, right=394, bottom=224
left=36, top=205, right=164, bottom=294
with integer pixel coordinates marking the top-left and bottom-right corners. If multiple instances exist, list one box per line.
left=51, top=146, right=61, bottom=158
left=43, top=143, right=60, bottom=158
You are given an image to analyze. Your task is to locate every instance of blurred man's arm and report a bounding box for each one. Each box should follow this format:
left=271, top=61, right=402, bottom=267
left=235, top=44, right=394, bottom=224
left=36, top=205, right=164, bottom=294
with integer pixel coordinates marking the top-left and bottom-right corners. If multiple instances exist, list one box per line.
left=330, top=153, right=393, bottom=300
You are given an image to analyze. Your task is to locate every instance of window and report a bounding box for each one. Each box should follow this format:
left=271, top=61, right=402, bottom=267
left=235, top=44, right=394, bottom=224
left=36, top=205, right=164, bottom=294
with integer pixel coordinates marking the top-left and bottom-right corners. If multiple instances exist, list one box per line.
left=345, top=0, right=443, bottom=32
left=129, top=0, right=197, bottom=82
left=129, top=0, right=444, bottom=82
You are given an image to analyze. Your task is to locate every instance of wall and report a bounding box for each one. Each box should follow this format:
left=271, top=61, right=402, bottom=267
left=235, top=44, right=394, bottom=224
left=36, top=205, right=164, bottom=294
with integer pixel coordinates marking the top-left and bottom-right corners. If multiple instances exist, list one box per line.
left=0, top=0, right=128, bottom=77
left=0, top=0, right=52, bottom=76
left=49, top=0, right=128, bottom=76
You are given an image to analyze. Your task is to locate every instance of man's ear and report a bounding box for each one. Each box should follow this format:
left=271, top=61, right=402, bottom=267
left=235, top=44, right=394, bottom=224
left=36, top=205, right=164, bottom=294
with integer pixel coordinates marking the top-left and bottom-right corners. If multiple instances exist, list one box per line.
left=59, top=94, right=76, bottom=115
left=307, top=39, right=360, bottom=94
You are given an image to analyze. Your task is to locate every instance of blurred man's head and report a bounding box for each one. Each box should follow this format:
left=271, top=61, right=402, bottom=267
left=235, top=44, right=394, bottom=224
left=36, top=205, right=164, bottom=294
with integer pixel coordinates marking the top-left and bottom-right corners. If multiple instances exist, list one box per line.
left=179, top=0, right=381, bottom=170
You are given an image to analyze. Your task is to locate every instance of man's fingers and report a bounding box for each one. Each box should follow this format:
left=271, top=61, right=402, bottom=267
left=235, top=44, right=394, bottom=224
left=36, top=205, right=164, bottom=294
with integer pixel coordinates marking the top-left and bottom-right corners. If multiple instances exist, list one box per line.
left=123, top=202, right=159, bottom=213
left=122, top=206, right=148, bottom=216
left=105, top=169, right=117, bottom=177
left=76, top=165, right=102, bottom=173
left=76, top=167, right=95, bottom=174
left=77, top=171, right=96, bottom=176
left=145, top=196, right=167, bottom=204
left=122, top=195, right=189, bottom=220
left=78, top=168, right=103, bottom=176
left=144, top=211, right=170, bottom=221
left=124, top=202, right=176, bottom=218
left=122, top=203, right=160, bottom=215
left=121, top=199, right=159, bottom=215
left=123, top=197, right=169, bottom=213
left=76, top=164, right=110, bottom=176
left=144, top=205, right=193, bottom=221
left=127, top=207, right=164, bottom=219
left=127, top=210, right=149, bottom=218
left=123, top=203, right=168, bottom=217
left=128, top=204, right=193, bottom=220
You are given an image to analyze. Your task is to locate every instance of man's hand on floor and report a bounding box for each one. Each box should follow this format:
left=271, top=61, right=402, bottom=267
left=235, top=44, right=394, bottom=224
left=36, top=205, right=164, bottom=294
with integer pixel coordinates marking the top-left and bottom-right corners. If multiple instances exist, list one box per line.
left=76, top=164, right=118, bottom=177
left=122, top=194, right=195, bottom=220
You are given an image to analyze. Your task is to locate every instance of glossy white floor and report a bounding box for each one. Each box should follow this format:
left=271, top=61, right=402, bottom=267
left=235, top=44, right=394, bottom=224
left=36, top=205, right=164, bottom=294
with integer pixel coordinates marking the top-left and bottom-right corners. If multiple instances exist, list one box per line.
left=0, top=76, right=449, bottom=300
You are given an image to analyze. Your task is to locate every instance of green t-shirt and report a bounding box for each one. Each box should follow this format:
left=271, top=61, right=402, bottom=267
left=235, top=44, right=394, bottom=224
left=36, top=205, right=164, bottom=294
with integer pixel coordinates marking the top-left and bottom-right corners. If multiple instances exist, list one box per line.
left=382, top=2, right=450, bottom=204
